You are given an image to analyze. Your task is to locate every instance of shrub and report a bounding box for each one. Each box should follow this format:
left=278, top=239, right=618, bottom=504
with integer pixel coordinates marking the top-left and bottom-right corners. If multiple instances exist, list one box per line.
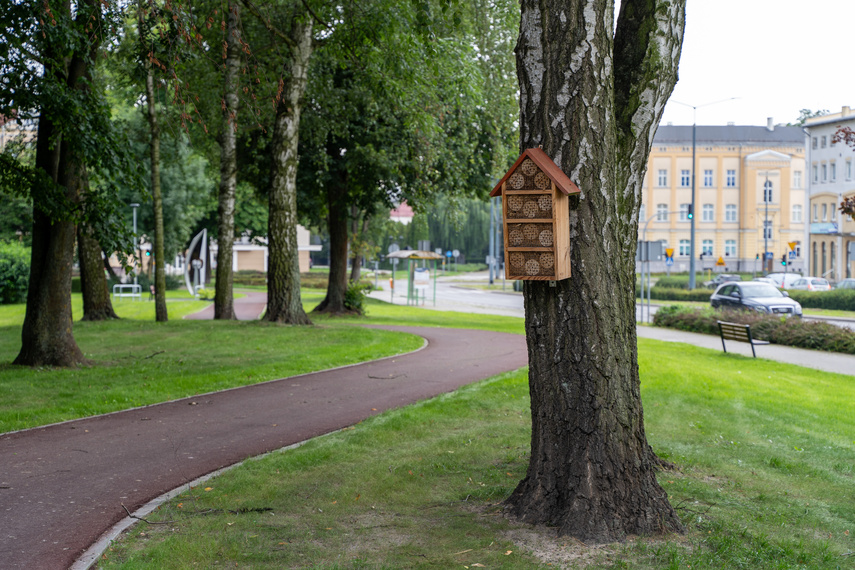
left=196, top=288, right=213, bottom=300
left=652, top=276, right=691, bottom=289
left=233, top=270, right=267, bottom=287
left=0, top=241, right=30, bottom=304
left=638, top=286, right=712, bottom=303
left=344, top=281, right=371, bottom=315
left=653, top=304, right=855, bottom=355
left=787, top=289, right=855, bottom=311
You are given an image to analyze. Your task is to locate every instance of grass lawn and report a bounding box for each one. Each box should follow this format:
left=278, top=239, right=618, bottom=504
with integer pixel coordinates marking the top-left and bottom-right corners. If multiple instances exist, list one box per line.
left=3, top=291, right=854, bottom=567
left=96, top=337, right=855, bottom=569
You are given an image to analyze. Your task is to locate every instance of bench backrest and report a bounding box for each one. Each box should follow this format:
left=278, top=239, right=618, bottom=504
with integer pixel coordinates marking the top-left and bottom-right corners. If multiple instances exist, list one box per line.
left=718, top=321, right=751, bottom=343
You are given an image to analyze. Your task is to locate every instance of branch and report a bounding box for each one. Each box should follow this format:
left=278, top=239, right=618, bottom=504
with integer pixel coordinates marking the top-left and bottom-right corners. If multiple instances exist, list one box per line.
left=121, top=504, right=174, bottom=525
left=299, top=0, right=331, bottom=31
left=239, top=0, right=296, bottom=49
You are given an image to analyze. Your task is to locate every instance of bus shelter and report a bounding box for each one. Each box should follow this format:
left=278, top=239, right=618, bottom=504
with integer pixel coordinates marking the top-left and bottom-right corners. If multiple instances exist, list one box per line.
left=385, top=250, right=442, bottom=306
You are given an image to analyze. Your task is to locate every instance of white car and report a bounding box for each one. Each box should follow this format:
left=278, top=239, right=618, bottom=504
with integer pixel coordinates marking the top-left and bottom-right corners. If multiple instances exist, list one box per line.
left=764, top=273, right=802, bottom=289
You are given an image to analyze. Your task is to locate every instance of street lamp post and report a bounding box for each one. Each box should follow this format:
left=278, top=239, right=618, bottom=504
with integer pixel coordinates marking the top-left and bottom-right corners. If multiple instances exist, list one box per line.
left=671, top=97, right=738, bottom=289
left=130, top=203, right=140, bottom=286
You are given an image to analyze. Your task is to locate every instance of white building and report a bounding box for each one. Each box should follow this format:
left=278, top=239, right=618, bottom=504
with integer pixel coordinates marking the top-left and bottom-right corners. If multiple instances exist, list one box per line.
left=804, top=106, right=855, bottom=281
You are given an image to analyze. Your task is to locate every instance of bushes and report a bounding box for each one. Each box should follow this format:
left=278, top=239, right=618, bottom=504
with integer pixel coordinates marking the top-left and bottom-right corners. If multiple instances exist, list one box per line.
left=0, top=241, right=30, bottom=304
left=787, top=289, right=855, bottom=311
left=653, top=304, right=855, bottom=355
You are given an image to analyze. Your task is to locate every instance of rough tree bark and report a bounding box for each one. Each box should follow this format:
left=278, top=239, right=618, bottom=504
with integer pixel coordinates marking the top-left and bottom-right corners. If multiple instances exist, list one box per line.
left=503, top=0, right=686, bottom=542
left=313, top=174, right=348, bottom=314
left=263, top=11, right=312, bottom=324
left=214, top=1, right=241, bottom=320
left=348, top=207, right=369, bottom=283
left=14, top=0, right=101, bottom=366
left=144, top=60, right=168, bottom=322
left=78, top=167, right=118, bottom=321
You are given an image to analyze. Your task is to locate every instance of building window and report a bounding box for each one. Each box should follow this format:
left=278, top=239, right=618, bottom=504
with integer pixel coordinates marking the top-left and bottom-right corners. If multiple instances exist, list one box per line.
left=822, top=163, right=827, bottom=182
left=679, top=203, right=690, bottom=221
left=639, top=203, right=646, bottom=222
left=813, top=203, right=818, bottom=221
left=822, top=203, right=828, bottom=221
left=812, top=137, right=818, bottom=149
left=725, top=204, right=737, bottom=222
left=813, top=241, right=817, bottom=275
left=831, top=161, right=837, bottom=181
left=793, top=170, right=802, bottom=188
left=703, top=169, right=713, bottom=187
left=656, top=203, right=668, bottom=221
left=813, top=164, right=819, bottom=183
left=763, top=220, right=772, bottom=240
left=680, top=169, right=690, bottom=187
left=702, top=240, right=713, bottom=256
left=792, top=204, right=803, bottom=223
left=679, top=239, right=690, bottom=256
left=793, top=241, right=801, bottom=257
left=763, top=180, right=773, bottom=203
left=725, top=240, right=737, bottom=257
left=657, top=169, right=668, bottom=187
left=702, top=204, right=714, bottom=222
left=821, top=135, right=827, bottom=148
left=847, top=160, right=853, bottom=180
left=726, top=169, right=736, bottom=187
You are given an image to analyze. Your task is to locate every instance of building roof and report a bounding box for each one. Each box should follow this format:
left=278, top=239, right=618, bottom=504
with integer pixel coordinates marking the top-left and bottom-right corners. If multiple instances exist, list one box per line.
left=490, top=148, right=580, bottom=197
left=653, top=125, right=804, bottom=145
left=804, top=106, right=855, bottom=128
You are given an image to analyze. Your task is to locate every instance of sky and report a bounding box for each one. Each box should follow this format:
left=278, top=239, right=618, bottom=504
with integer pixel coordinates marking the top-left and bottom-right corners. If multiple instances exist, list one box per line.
left=647, top=0, right=855, bottom=127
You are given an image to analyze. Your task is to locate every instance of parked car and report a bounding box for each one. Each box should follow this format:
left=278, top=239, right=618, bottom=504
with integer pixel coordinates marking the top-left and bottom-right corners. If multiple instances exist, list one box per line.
left=789, top=277, right=832, bottom=292
left=710, top=281, right=802, bottom=317
left=837, top=278, right=855, bottom=290
left=764, top=272, right=802, bottom=289
left=753, top=277, right=774, bottom=284
left=703, top=273, right=741, bottom=288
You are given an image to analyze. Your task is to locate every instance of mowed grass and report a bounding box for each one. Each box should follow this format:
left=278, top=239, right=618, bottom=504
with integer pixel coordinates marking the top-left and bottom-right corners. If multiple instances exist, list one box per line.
left=0, top=293, right=424, bottom=433
left=97, top=335, right=855, bottom=568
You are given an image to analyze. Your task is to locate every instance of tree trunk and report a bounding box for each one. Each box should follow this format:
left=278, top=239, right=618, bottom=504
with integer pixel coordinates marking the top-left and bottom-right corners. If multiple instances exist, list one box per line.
left=214, top=1, right=241, bottom=321
left=14, top=0, right=102, bottom=366
left=144, top=61, right=168, bottom=322
left=78, top=164, right=118, bottom=321
left=314, top=179, right=349, bottom=314
left=263, top=12, right=312, bottom=325
left=503, top=0, right=686, bottom=543
left=348, top=207, right=368, bottom=283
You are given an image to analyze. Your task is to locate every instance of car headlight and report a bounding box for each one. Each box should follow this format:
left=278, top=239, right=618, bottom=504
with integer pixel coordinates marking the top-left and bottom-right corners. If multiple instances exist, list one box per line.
left=753, top=305, right=769, bottom=313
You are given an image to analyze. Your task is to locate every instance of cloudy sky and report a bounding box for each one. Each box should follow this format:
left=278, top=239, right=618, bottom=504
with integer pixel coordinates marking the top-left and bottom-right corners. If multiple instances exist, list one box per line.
left=650, top=0, right=855, bottom=127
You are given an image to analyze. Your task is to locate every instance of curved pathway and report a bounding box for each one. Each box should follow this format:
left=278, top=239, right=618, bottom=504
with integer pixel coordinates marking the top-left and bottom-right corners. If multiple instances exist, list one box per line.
left=183, top=290, right=268, bottom=320
left=0, top=326, right=528, bottom=570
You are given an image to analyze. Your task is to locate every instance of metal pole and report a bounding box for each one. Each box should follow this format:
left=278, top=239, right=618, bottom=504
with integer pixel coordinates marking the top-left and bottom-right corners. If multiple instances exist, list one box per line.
left=489, top=197, right=495, bottom=285
left=764, top=173, right=769, bottom=274
left=688, top=119, right=697, bottom=290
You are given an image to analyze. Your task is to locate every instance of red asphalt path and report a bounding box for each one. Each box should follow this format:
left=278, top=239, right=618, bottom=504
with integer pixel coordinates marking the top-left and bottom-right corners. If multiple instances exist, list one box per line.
left=0, top=325, right=528, bottom=569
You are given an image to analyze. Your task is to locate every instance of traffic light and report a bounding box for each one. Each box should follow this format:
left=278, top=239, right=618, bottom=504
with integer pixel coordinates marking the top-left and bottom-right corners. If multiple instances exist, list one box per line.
left=145, top=250, right=151, bottom=257
left=781, top=253, right=787, bottom=266
left=686, top=204, right=693, bottom=219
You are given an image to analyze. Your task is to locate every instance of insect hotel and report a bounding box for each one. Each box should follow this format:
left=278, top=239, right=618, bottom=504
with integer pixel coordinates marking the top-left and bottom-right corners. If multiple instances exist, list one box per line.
left=490, top=148, right=580, bottom=281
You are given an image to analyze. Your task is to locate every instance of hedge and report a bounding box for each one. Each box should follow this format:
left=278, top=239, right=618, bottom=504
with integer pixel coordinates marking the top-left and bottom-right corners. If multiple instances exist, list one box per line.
left=786, top=289, right=855, bottom=311
left=0, top=241, right=30, bottom=304
left=653, top=304, right=855, bottom=355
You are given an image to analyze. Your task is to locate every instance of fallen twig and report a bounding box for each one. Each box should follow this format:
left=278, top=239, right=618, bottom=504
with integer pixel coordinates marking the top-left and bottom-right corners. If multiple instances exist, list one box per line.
left=144, top=350, right=166, bottom=360
left=122, top=504, right=173, bottom=525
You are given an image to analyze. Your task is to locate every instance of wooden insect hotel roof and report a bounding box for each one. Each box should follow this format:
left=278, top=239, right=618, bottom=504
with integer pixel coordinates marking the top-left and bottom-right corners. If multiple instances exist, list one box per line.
left=490, top=148, right=580, bottom=197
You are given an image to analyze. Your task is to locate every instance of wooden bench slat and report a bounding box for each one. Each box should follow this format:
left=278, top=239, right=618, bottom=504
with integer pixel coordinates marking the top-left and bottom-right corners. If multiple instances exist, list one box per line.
left=717, top=321, right=769, bottom=358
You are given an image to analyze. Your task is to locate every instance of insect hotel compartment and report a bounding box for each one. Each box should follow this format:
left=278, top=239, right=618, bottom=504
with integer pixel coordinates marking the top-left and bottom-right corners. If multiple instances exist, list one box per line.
left=490, top=148, right=580, bottom=282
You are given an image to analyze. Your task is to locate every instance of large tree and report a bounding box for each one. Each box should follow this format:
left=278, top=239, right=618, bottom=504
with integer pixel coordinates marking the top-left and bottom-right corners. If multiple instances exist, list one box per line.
left=503, top=0, right=687, bottom=542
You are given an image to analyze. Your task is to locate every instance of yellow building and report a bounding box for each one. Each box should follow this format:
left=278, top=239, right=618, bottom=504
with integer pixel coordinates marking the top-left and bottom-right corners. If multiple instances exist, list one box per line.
left=640, top=123, right=806, bottom=275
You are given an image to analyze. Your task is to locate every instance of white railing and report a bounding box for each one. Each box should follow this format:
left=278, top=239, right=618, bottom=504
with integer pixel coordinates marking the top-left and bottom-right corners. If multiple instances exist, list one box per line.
left=112, top=283, right=142, bottom=301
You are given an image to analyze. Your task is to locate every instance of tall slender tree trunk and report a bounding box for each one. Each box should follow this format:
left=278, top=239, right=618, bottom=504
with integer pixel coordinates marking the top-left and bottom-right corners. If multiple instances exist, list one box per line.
left=348, top=207, right=368, bottom=283
left=14, top=0, right=101, bottom=366
left=264, top=12, right=312, bottom=324
left=214, top=1, right=241, bottom=320
left=503, top=0, right=686, bottom=543
left=314, top=179, right=348, bottom=314
left=144, top=63, right=168, bottom=322
left=78, top=167, right=118, bottom=321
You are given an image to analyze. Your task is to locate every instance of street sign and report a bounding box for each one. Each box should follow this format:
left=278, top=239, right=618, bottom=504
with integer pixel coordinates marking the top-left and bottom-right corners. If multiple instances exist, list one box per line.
left=789, top=251, right=796, bottom=259
left=716, top=256, right=726, bottom=267
left=452, top=249, right=459, bottom=258
left=788, top=241, right=798, bottom=251
left=765, top=252, right=773, bottom=260
left=435, top=248, right=442, bottom=255
left=388, top=243, right=400, bottom=254
left=665, top=258, right=674, bottom=266
left=446, top=250, right=453, bottom=258
left=665, top=248, right=674, bottom=259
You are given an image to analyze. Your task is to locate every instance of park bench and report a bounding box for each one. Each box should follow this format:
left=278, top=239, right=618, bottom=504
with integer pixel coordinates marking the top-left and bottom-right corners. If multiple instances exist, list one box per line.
left=717, top=321, right=769, bottom=358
